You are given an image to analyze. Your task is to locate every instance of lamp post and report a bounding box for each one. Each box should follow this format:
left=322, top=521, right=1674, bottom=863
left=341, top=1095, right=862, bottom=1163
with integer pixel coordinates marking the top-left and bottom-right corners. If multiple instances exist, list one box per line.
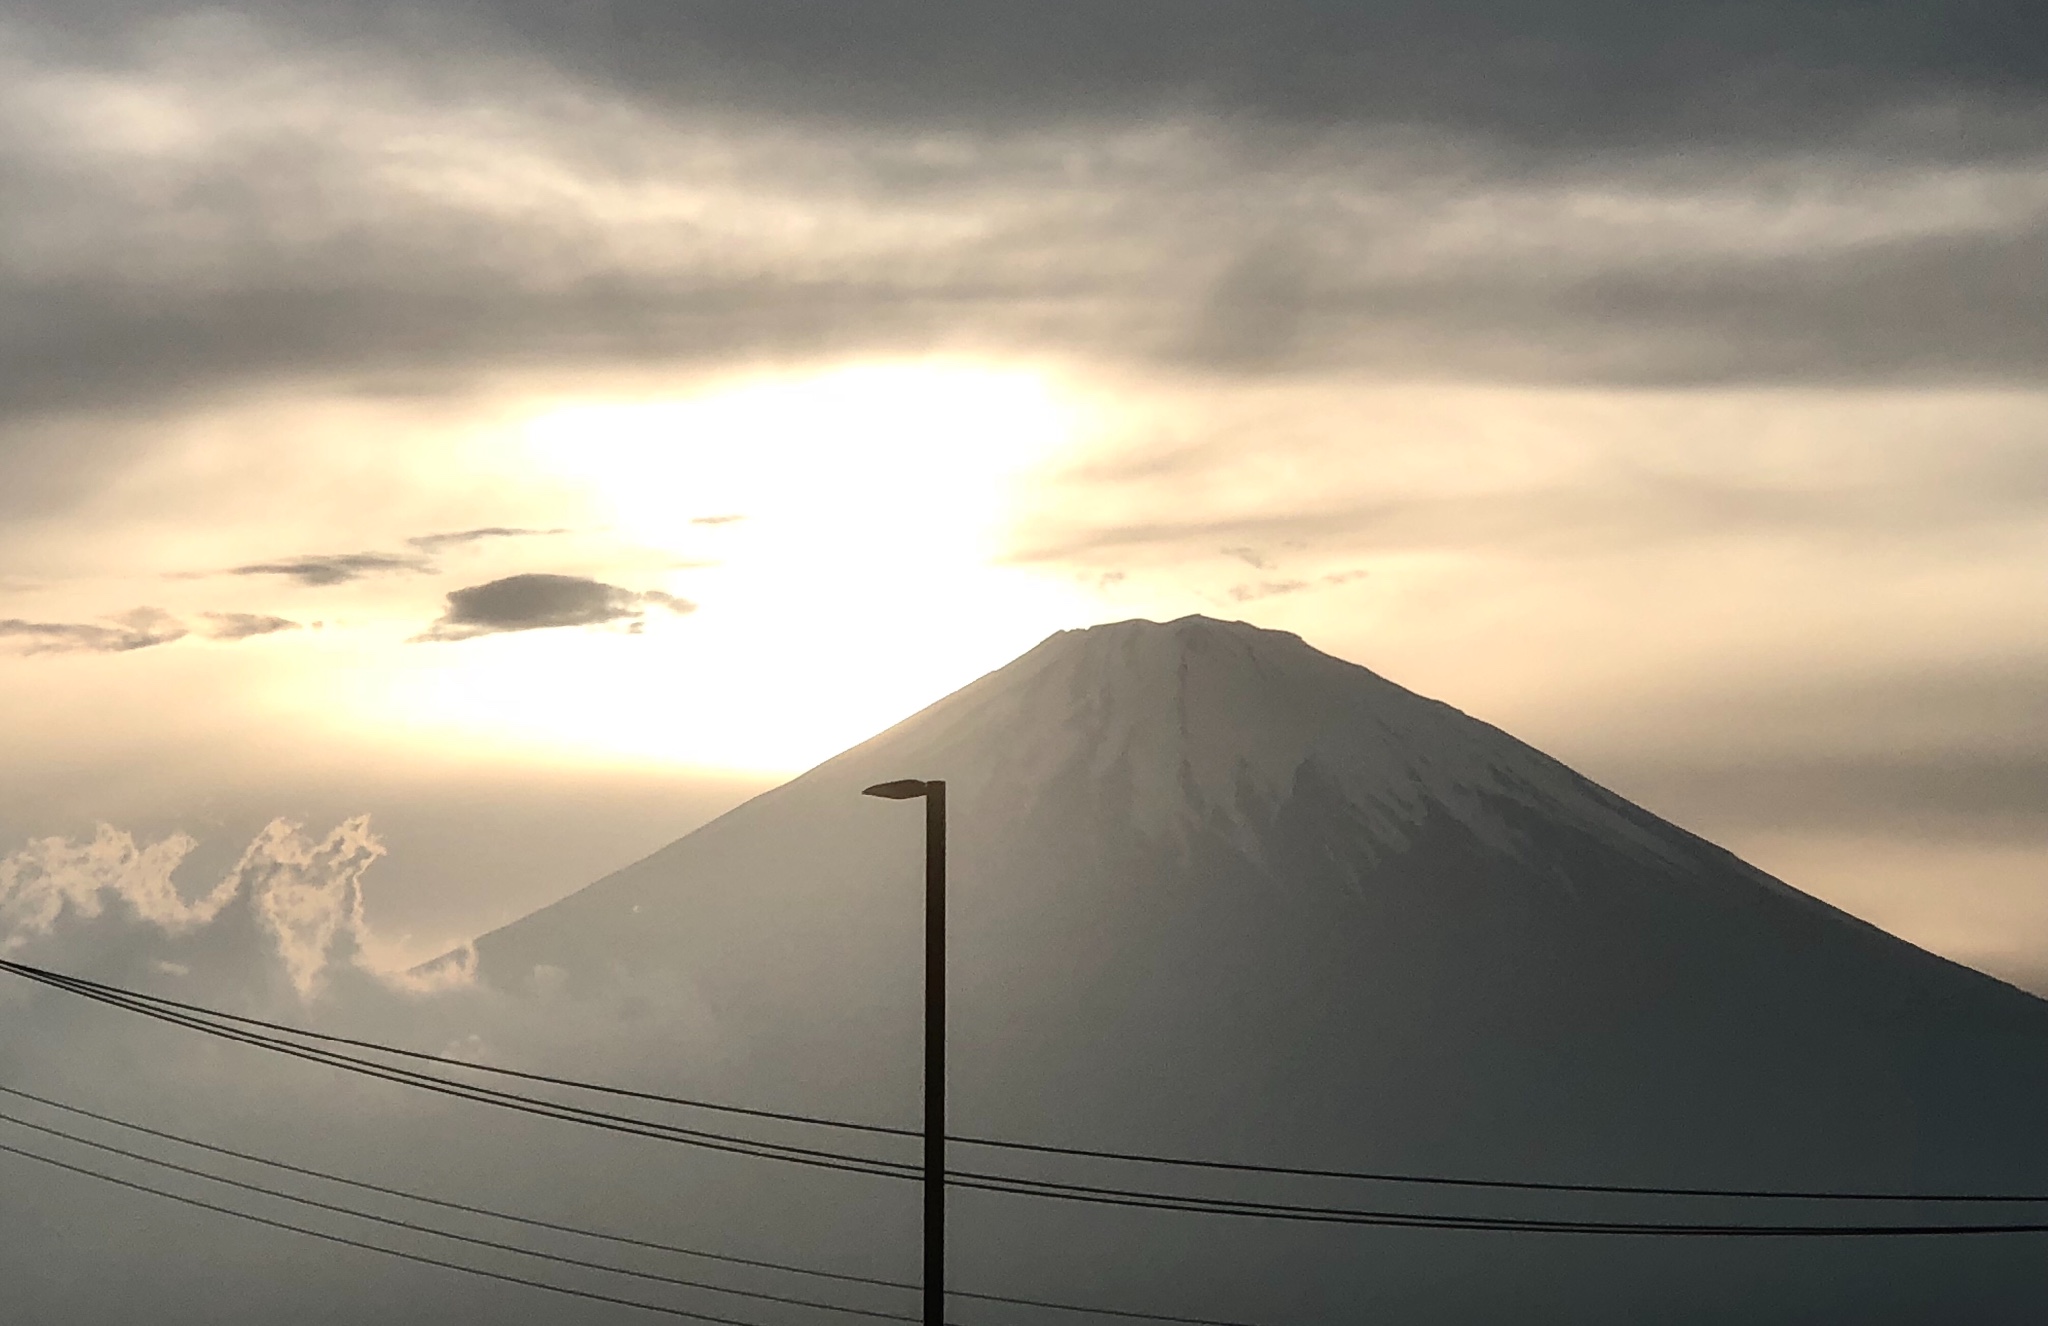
left=862, top=777, right=946, bottom=1326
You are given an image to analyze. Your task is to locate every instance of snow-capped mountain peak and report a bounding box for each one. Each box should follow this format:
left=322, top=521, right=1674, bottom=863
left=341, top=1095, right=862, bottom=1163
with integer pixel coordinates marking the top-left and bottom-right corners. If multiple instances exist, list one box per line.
left=826, top=614, right=1681, bottom=871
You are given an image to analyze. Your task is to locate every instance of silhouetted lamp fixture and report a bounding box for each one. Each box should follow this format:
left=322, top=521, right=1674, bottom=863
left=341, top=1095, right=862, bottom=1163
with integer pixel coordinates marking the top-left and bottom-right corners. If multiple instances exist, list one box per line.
left=862, top=776, right=946, bottom=1326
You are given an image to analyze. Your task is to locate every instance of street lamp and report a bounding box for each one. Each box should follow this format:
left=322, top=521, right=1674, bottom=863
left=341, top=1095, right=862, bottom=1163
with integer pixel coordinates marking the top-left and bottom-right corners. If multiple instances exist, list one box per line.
left=862, top=777, right=946, bottom=1326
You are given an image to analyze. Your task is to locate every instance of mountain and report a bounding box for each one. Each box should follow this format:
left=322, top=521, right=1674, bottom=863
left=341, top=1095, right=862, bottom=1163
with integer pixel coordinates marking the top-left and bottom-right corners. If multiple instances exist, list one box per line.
left=473, top=614, right=2048, bottom=1321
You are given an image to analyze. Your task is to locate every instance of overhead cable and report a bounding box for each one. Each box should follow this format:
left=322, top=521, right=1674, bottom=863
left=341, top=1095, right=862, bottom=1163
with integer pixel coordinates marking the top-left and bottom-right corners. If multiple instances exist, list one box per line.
left=0, top=1139, right=846, bottom=1325
left=0, top=1082, right=908, bottom=1291
left=941, top=1169, right=2048, bottom=1238
left=0, top=959, right=914, bottom=1137
left=1, top=962, right=916, bottom=1182
left=0, top=1083, right=1260, bottom=1326
left=0, top=1109, right=919, bottom=1322
left=14, top=959, right=2048, bottom=1229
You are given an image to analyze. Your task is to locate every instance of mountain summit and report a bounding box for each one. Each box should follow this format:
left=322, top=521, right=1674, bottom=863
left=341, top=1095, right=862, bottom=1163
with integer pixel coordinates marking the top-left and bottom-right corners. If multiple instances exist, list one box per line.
left=477, top=616, right=2048, bottom=1268
left=833, top=613, right=1745, bottom=880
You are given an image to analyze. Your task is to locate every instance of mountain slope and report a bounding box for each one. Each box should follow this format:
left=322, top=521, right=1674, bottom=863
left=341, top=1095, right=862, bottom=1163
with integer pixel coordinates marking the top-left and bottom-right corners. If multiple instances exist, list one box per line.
left=476, top=616, right=2048, bottom=1199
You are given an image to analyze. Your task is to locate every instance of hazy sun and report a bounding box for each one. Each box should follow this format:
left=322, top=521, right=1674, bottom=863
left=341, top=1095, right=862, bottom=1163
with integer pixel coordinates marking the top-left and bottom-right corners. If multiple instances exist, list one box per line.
left=371, top=360, right=1108, bottom=773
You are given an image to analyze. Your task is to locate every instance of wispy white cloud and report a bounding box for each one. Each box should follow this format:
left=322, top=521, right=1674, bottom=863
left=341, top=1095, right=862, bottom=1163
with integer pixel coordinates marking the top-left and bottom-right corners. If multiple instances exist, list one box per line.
left=0, top=815, right=442, bottom=996
left=236, top=816, right=385, bottom=994
left=0, top=823, right=216, bottom=945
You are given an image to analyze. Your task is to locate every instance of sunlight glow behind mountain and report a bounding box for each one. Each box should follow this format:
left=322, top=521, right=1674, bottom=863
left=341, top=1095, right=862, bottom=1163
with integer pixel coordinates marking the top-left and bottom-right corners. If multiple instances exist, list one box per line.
left=365, top=361, right=1111, bottom=771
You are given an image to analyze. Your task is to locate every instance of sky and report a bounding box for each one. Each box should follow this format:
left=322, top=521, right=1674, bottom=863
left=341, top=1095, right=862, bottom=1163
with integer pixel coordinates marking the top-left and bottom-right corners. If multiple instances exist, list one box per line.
left=1, top=1, right=2045, bottom=986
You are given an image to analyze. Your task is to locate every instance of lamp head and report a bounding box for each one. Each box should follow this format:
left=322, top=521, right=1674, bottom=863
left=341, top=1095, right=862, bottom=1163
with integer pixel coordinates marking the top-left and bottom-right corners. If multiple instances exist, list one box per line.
left=862, top=778, right=930, bottom=800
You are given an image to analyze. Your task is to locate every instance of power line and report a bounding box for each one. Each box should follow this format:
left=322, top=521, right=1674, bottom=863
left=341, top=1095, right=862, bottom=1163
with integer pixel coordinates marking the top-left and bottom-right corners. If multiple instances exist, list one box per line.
left=75, top=979, right=907, bottom=1175
left=15, top=960, right=2048, bottom=1235
left=0, top=1083, right=1261, bottom=1326
left=0, top=959, right=914, bottom=1139
left=2, top=963, right=917, bottom=1182
left=941, top=1170, right=2048, bottom=1237
left=34, top=1093, right=2029, bottom=1247
left=0, top=1082, right=909, bottom=1291
left=9, top=961, right=915, bottom=1172
left=946, top=1135, right=2048, bottom=1207
left=19, top=958, right=2048, bottom=1208
left=0, top=1139, right=853, bottom=1325
left=0, top=1109, right=919, bottom=1320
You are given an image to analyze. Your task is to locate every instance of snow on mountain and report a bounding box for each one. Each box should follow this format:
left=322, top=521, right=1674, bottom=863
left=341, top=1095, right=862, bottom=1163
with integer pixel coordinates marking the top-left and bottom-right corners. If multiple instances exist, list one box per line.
left=475, top=614, right=2048, bottom=1208
left=864, top=613, right=1689, bottom=868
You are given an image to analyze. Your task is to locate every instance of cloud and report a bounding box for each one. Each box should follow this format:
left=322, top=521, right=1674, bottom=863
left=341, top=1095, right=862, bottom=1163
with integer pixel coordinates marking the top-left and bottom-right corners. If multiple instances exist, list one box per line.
left=158, top=1, right=2048, bottom=157
left=1014, top=395, right=2048, bottom=575
left=0, top=824, right=219, bottom=947
left=1485, top=648, right=2048, bottom=863
left=397, top=941, right=478, bottom=995
left=235, top=816, right=385, bottom=995
left=1226, top=579, right=1311, bottom=603
left=202, top=612, right=300, bottom=641
left=0, top=607, right=186, bottom=654
left=404, top=526, right=569, bottom=552
left=0, top=11, right=2043, bottom=478
left=203, top=529, right=565, bottom=590
left=413, top=573, right=695, bottom=641
left=689, top=515, right=746, bottom=526
left=1617, top=752, right=2048, bottom=847
left=226, top=552, right=434, bottom=586
left=0, top=817, right=399, bottom=996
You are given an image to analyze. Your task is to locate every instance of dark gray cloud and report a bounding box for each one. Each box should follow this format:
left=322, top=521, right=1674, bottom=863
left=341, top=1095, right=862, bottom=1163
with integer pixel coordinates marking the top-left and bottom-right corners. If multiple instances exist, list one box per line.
left=639, top=3, right=2045, bottom=150
left=202, top=613, right=301, bottom=641
left=5, top=143, right=2041, bottom=445
left=404, top=527, right=568, bottom=552
left=64, top=0, right=2036, bottom=155
left=1183, top=214, right=2048, bottom=383
left=414, top=573, right=695, bottom=641
left=0, top=608, right=185, bottom=654
left=0, top=261, right=986, bottom=449
left=0, top=4, right=2039, bottom=476
left=226, top=552, right=433, bottom=586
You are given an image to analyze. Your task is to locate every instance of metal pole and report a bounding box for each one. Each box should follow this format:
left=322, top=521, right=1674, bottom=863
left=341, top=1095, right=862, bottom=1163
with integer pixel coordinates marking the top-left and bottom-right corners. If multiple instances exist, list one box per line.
left=861, top=775, right=946, bottom=1324
left=923, top=779, right=947, bottom=1326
